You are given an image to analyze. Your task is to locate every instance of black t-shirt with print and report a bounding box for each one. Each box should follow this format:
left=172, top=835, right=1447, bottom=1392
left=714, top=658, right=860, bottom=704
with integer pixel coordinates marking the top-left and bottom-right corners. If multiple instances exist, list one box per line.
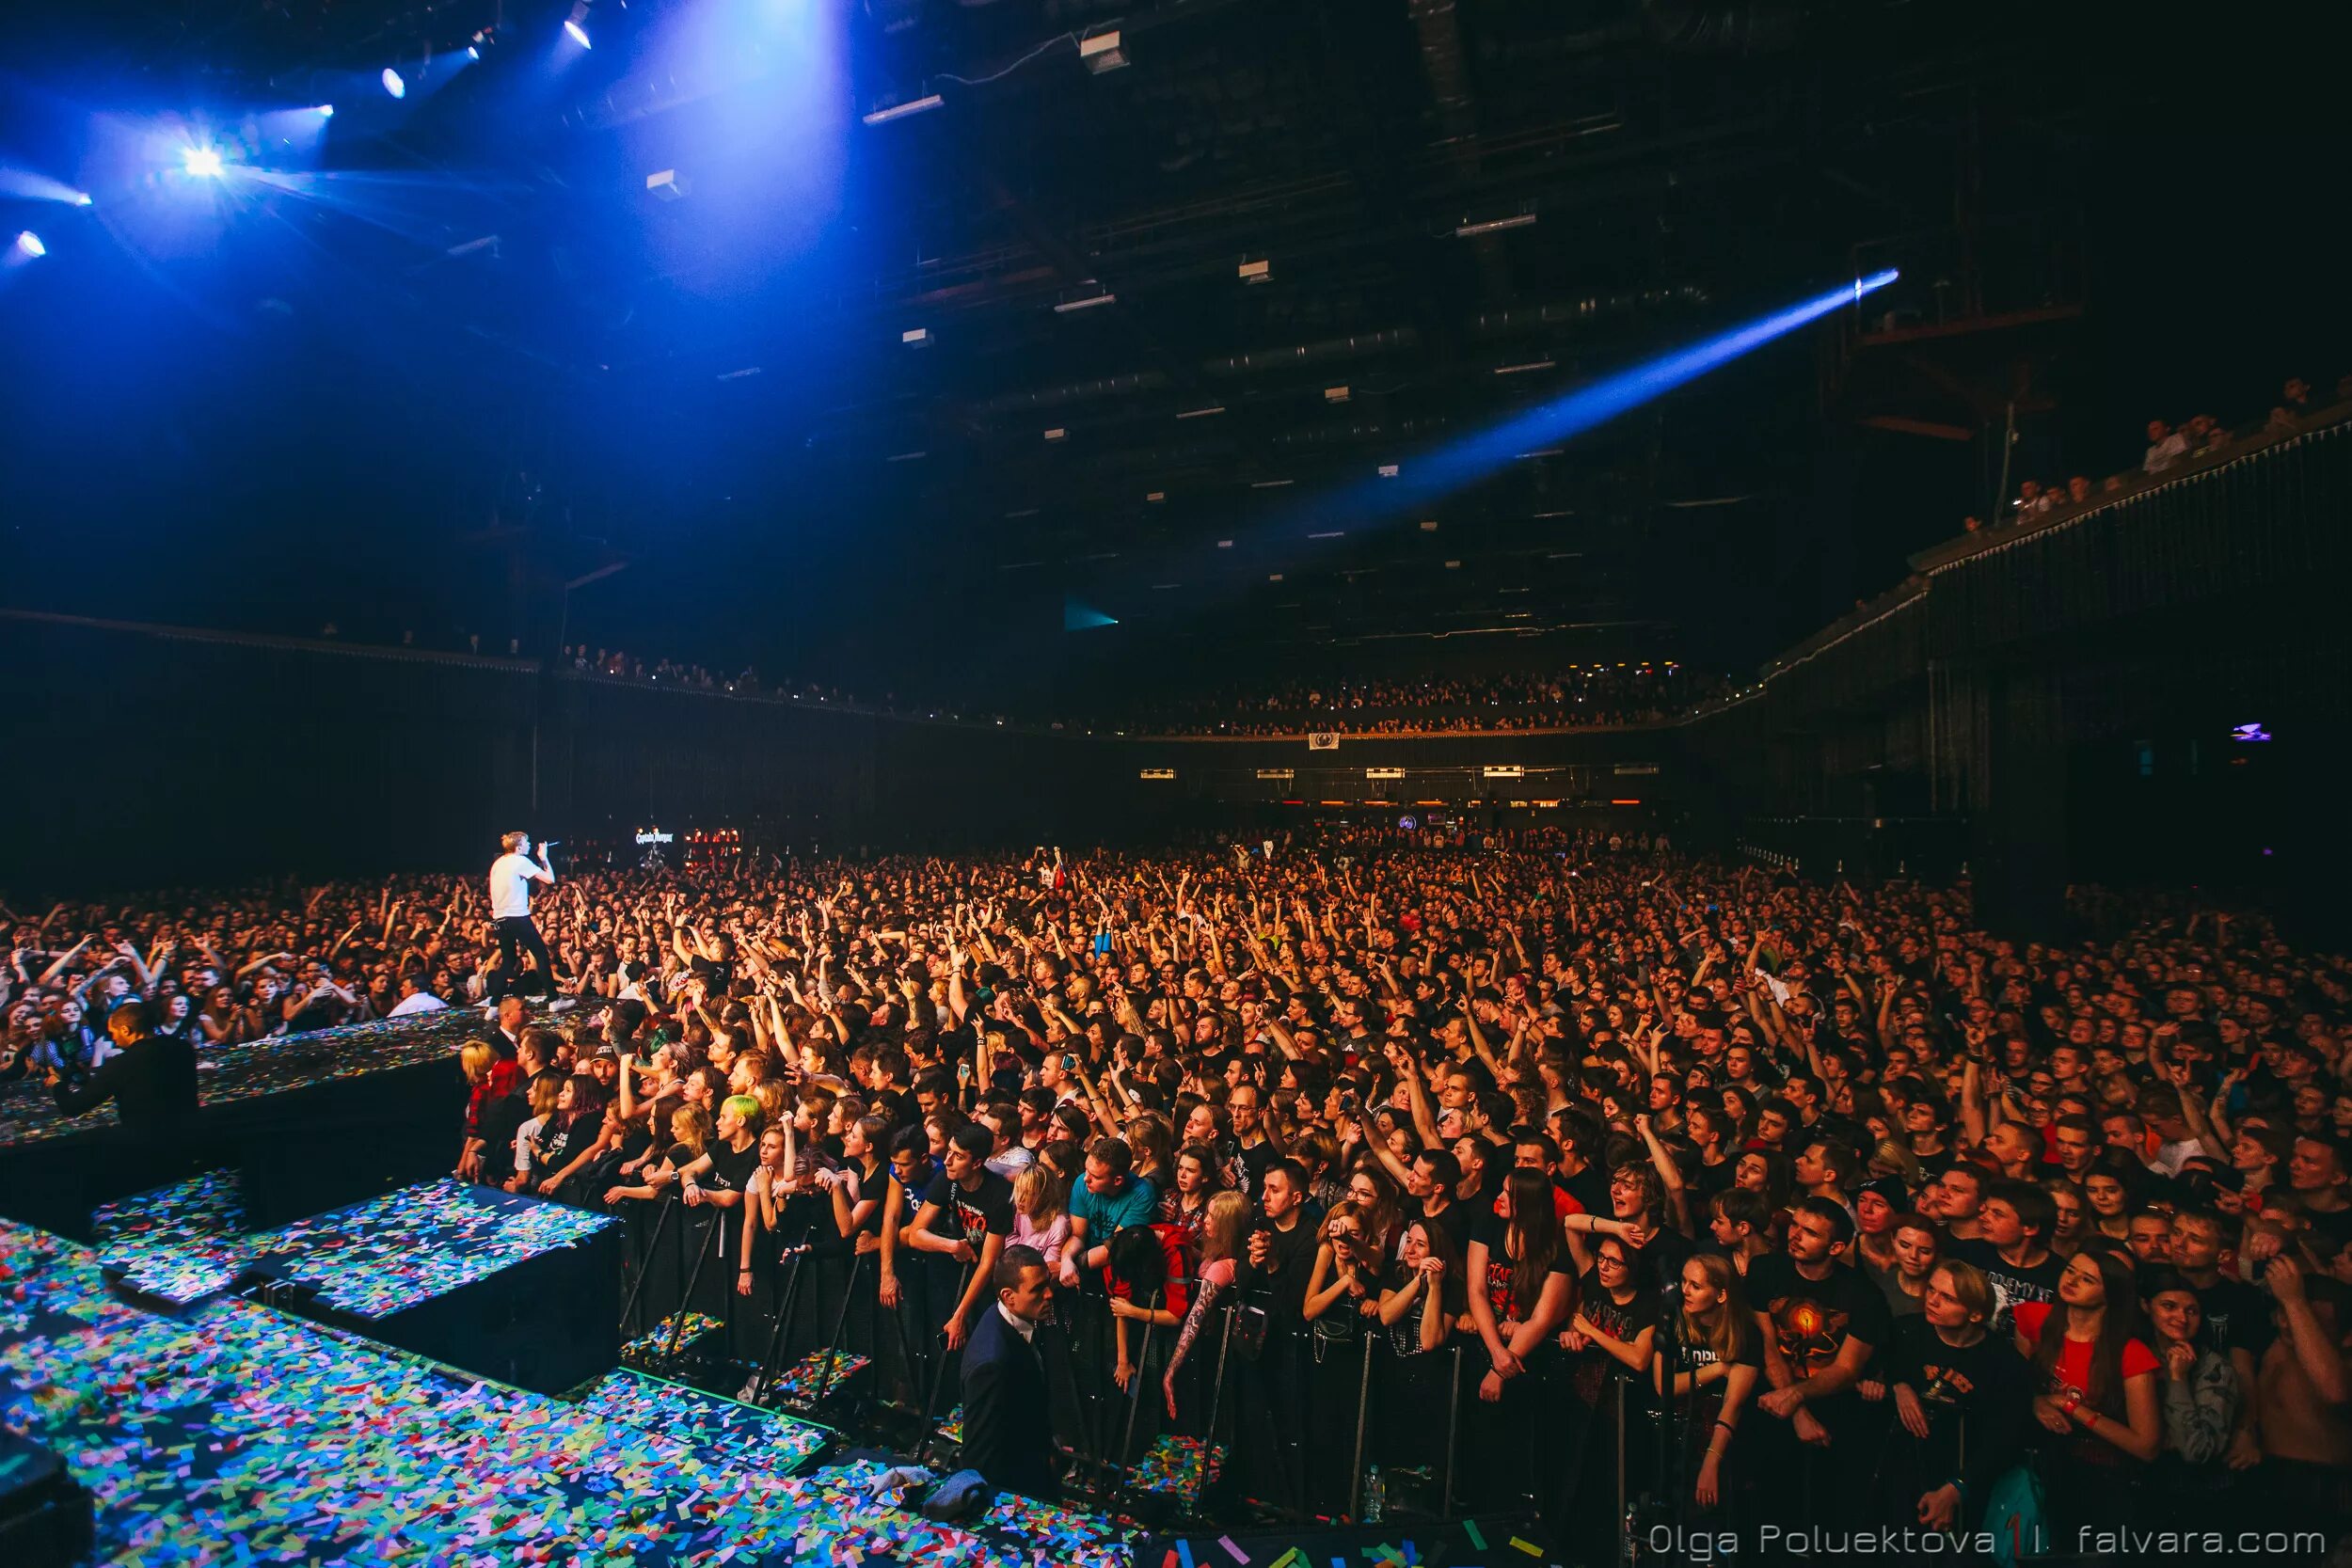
left=1947, top=1239, right=2062, bottom=1333
left=2190, top=1273, right=2276, bottom=1361
left=1883, top=1314, right=2032, bottom=1499
left=1675, top=1317, right=1762, bottom=1452
left=920, top=1167, right=1015, bottom=1246
left=1470, top=1208, right=1575, bottom=1325
left=704, top=1137, right=761, bottom=1196
left=1743, top=1253, right=1893, bottom=1436
left=1572, top=1273, right=1661, bottom=1409
left=538, top=1113, right=591, bottom=1175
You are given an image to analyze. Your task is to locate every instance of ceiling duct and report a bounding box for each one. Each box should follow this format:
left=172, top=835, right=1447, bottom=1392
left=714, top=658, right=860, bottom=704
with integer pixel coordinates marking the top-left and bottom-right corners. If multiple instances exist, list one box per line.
left=969, top=371, right=1168, bottom=417
left=967, top=330, right=1419, bottom=420
left=1266, top=416, right=1456, bottom=451
left=1468, top=285, right=1711, bottom=338
left=1406, top=0, right=1511, bottom=298
left=1200, top=326, right=1419, bottom=376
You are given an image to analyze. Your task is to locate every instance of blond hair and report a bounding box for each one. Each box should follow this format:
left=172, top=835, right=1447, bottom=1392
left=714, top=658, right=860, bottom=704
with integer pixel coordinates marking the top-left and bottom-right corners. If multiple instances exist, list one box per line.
left=1015, top=1164, right=1068, bottom=1221
left=1201, top=1190, right=1252, bottom=1265
left=459, top=1039, right=496, bottom=1085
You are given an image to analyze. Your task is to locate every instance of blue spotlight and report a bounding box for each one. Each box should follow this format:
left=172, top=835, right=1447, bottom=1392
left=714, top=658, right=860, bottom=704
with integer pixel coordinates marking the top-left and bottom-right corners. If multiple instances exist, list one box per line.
left=15, top=230, right=45, bottom=259
left=316, top=103, right=335, bottom=119
left=468, top=44, right=481, bottom=60
left=564, top=18, right=592, bottom=48
left=1361, top=269, right=1900, bottom=517
left=182, top=147, right=225, bottom=178
left=381, top=67, right=407, bottom=99
left=75, top=192, right=93, bottom=206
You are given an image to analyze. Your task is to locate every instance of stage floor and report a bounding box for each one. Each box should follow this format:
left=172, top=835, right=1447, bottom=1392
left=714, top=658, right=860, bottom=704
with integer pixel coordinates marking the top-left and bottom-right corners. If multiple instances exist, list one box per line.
left=0, top=1009, right=488, bottom=1152
left=0, top=1218, right=1135, bottom=1566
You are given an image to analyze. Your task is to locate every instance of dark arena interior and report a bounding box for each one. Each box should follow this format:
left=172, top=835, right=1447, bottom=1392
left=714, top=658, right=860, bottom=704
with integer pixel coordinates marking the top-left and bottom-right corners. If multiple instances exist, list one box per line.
left=3, top=3, right=2350, bottom=1565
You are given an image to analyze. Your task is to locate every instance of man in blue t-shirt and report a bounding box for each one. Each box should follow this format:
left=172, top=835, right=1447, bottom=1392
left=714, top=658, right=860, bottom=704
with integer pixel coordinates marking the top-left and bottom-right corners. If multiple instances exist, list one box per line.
left=1063, top=1135, right=1155, bottom=1285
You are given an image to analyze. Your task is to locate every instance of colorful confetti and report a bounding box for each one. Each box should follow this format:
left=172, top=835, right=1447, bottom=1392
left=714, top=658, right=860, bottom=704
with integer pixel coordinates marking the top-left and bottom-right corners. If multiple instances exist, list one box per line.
left=0, top=1007, right=490, bottom=1149
left=0, top=1218, right=1135, bottom=1566
left=575, top=1368, right=830, bottom=1475
left=624, top=1310, right=725, bottom=1365
left=979, top=1488, right=1142, bottom=1568
left=250, top=1178, right=613, bottom=1319
left=1131, top=1433, right=1225, bottom=1500
left=92, top=1170, right=249, bottom=1304
left=766, top=1349, right=869, bottom=1405
left=935, top=1404, right=963, bottom=1444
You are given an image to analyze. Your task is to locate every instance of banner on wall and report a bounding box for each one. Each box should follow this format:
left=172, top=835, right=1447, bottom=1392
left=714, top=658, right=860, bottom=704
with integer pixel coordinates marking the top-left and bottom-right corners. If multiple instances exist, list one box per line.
left=1307, top=732, right=1340, bottom=752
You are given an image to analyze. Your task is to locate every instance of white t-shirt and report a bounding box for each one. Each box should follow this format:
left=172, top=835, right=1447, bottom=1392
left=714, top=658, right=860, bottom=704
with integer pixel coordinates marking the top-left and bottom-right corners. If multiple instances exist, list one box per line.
left=388, top=990, right=450, bottom=1018
left=489, top=851, right=549, bottom=919
left=514, top=1115, right=547, bottom=1176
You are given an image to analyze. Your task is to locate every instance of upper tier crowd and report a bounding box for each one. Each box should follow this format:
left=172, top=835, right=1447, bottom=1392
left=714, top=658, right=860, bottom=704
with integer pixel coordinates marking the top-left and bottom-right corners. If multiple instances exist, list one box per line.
left=5, top=832, right=2348, bottom=1559
left=1963, top=372, right=2351, bottom=541
left=1117, top=666, right=1725, bottom=736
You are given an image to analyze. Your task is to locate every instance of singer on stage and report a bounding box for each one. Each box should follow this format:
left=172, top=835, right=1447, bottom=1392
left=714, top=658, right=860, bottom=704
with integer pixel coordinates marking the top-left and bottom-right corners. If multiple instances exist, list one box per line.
left=487, top=831, right=559, bottom=1000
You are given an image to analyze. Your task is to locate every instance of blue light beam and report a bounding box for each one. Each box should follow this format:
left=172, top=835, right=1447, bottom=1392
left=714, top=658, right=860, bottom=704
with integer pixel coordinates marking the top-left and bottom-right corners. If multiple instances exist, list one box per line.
left=1349, top=269, right=1899, bottom=520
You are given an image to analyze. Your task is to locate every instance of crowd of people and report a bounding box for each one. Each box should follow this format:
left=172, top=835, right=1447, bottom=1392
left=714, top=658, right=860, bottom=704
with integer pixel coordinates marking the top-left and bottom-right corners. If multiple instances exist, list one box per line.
left=6, top=832, right=2351, bottom=1560
left=1959, top=372, right=2351, bottom=541
left=1122, top=666, right=1724, bottom=736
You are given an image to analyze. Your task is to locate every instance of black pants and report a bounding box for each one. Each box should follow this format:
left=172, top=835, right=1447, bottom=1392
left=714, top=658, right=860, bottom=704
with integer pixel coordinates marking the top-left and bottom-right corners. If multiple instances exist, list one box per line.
left=494, top=915, right=557, bottom=998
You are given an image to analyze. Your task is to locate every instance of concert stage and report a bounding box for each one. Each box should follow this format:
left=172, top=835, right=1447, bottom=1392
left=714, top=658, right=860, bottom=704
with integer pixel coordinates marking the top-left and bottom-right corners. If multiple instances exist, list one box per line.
left=0, top=1217, right=1137, bottom=1566
left=0, top=1009, right=488, bottom=1239
left=250, top=1180, right=620, bottom=1396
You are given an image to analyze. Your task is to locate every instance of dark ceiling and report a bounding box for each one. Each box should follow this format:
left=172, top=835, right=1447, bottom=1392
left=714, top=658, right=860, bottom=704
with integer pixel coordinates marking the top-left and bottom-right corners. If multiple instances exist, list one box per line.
left=0, top=0, right=2320, bottom=709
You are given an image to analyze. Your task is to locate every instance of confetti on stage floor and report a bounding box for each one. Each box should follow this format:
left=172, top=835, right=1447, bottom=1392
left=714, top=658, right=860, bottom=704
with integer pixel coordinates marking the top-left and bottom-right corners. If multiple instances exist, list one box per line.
left=0, top=1008, right=490, bottom=1150
left=575, top=1368, right=829, bottom=1474
left=981, top=1487, right=1142, bottom=1568
left=91, top=1170, right=250, bottom=1305
left=0, top=1217, right=1133, bottom=1566
left=624, top=1310, right=725, bottom=1366
left=1132, top=1433, right=1224, bottom=1500
left=766, top=1348, right=869, bottom=1406
left=251, top=1178, right=613, bottom=1319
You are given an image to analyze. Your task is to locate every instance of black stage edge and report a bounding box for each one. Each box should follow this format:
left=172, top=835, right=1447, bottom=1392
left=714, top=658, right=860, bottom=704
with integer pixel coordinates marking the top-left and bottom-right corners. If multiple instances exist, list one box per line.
left=0, top=1428, right=95, bottom=1568
left=262, top=1219, right=621, bottom=1398
left=0, top=1029, right=475, bottom=1243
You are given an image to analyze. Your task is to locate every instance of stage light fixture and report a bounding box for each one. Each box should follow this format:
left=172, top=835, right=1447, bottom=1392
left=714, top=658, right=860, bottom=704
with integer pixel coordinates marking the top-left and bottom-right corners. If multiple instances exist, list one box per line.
left=1238, top=259, right=1271, bottom=284
left=1455, top=212, right=1535, bottom=238
left=564, top=5, right=593, bottom=49
left=182, top=148, right=225, bottom=178
left=646, top=169, right=689, bottom=200
left=316, top=104, right=335, bottom=118
left=15, top=230, right=45, bottom=259
left=74, top=192, right=94, bottom=207
left=382, top=67, right=407, bottom=98
left=862, top=93, right=943, bottom=125
left=1079, top=29, right=1128, bottom=73
left=900, top=327, right=933, bottom=347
